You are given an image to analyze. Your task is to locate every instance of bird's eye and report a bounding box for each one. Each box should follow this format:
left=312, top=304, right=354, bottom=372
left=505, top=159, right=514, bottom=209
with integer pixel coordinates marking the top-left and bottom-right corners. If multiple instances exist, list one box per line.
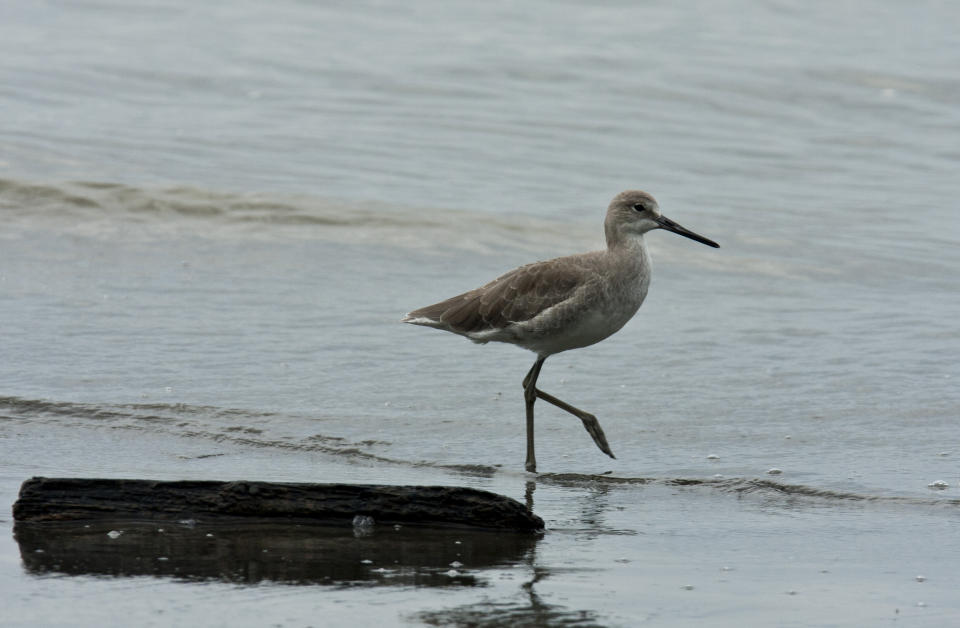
left=632, top=203, right=644, bottom=212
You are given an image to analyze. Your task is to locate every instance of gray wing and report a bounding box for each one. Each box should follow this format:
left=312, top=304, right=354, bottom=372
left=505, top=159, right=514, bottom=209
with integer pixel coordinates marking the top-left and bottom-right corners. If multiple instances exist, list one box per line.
left=405, top=255, right=596, bottom=334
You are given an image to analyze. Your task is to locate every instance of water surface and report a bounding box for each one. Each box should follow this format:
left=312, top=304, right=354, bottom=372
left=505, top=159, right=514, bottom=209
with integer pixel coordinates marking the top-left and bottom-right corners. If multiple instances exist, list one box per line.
left=2, top=1, right=959, bottom=626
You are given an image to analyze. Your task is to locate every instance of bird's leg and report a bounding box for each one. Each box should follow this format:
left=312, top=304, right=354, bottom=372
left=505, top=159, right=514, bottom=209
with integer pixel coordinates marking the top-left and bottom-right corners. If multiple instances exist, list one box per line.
left=533, top=388, right=616, bottom=460
left=522, top=356, right=546, bottom=473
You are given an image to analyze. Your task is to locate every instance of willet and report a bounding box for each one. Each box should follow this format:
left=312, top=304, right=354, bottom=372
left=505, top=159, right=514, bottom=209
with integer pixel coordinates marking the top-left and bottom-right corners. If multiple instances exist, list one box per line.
left=402, top=190, right=719, bottom=472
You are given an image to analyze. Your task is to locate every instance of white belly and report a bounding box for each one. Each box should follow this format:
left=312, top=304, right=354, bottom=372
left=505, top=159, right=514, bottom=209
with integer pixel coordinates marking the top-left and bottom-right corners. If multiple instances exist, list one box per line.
left=514, top=275, right=648, bottom=356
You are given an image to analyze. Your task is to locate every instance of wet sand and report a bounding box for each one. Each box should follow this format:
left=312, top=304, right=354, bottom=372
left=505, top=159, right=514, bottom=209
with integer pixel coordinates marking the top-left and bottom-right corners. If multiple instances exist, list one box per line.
left=4, top=420, right=958, bottom=627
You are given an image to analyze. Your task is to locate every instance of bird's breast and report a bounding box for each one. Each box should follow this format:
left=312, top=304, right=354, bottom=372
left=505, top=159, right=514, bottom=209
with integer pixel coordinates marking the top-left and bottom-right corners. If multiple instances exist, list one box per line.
left=517, top=259, right=650, bottom=356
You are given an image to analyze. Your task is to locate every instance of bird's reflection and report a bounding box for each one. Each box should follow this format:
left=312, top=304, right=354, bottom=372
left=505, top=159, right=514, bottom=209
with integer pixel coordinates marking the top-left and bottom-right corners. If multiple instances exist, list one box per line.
left=432, top=476, right=615, bottom=627
left=526, top=474, right=627, bottom=539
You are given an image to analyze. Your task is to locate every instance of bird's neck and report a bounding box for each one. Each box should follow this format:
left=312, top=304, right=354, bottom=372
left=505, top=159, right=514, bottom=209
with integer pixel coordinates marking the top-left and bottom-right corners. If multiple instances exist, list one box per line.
left=606, top=230, right=647, bottom=255
left=605, top=232, right=651, bottom=280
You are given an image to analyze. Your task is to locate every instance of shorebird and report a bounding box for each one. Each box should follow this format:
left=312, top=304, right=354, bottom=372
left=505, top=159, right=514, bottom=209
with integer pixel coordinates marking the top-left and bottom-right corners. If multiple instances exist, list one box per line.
left=402, top=190, right=719, bottom=472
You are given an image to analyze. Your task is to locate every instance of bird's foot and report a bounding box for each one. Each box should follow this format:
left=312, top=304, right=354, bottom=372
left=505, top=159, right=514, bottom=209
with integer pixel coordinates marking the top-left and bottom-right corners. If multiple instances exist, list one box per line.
left=580, top=413, right=616, bottom=459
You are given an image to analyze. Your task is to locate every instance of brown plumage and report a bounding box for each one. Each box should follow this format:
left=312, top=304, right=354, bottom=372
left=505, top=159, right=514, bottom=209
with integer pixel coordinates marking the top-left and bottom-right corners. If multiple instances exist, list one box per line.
left=407, top=255, right=590, bottom=335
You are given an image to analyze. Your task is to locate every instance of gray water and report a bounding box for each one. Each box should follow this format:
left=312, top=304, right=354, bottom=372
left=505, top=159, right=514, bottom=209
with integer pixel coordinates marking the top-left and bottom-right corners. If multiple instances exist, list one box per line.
left=2, top=1, right=960, bottom=626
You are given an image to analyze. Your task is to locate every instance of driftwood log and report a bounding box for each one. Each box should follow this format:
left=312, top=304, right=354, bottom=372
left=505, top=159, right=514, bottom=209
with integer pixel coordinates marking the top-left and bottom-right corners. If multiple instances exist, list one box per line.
left=13, top=477, right=544, bottom=532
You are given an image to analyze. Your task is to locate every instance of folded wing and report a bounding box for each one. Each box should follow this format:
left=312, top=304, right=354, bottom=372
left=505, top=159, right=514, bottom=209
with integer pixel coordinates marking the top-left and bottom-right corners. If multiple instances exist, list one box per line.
left=404, top=257, right=593, bottom=335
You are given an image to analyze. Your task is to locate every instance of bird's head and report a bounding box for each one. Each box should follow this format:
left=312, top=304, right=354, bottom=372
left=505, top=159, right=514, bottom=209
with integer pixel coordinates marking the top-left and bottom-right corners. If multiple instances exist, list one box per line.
left=605, top=190, right=719, bottom=249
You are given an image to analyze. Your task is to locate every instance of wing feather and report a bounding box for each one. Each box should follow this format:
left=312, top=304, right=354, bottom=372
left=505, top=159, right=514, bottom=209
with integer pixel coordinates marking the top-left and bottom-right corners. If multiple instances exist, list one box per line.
left=404, top=255, right=596, bottom=335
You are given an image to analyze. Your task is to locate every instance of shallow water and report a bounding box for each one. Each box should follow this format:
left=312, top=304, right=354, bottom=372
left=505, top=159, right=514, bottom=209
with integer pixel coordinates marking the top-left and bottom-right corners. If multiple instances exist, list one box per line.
left=3, top=1, right=960, bottom=626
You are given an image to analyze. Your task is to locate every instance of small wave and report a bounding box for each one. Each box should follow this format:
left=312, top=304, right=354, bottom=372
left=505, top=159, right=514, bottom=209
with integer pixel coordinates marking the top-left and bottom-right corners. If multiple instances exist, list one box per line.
left=0, top=177, right=868, bottom=281
left=0, top=395, right=277, bottom=425
left=0, top=395, right=395, bottom=464
left=9, top=395, right=957, bottom=509
left=538, top=472, right=960, bottom=508
left=0, top=177, right=376, bottom=225
left=0, top=176, right=591, bottom=255
left=1, top=396, right=504, bottom=473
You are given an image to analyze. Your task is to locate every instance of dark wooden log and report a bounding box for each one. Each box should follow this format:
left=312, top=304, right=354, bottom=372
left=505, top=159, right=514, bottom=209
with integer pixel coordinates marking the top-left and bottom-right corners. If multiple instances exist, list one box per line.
left=12, top=477, right=544, bottom=532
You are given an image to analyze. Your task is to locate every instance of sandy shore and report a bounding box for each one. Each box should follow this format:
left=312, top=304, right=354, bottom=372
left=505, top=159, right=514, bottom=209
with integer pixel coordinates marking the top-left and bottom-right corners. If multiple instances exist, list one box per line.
left=3, top=420, right=958, bottom=627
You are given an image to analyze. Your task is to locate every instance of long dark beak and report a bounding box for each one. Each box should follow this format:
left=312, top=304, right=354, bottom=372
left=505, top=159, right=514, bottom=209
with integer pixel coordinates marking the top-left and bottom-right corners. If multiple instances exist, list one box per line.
left=655, top=215, right=719, bottom=248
